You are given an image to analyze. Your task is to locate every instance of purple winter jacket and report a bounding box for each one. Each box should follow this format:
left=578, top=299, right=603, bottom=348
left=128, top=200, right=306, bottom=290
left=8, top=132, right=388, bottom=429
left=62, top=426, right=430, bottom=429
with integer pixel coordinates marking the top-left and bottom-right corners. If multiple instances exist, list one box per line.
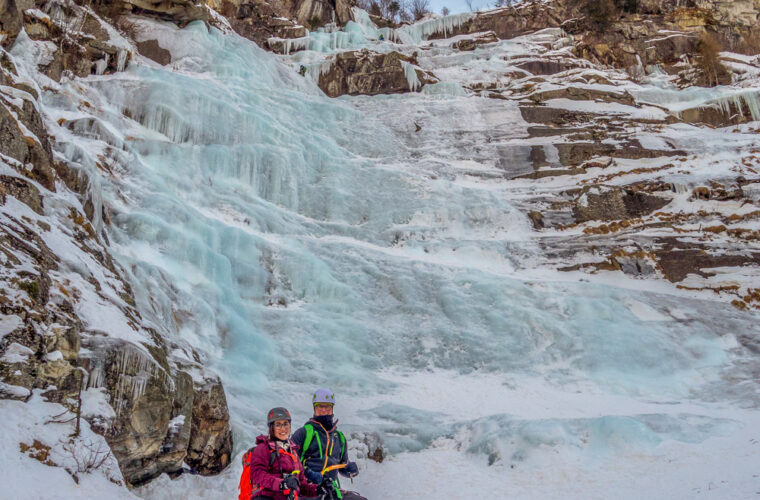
left=250, top=434, right=318, bottom=499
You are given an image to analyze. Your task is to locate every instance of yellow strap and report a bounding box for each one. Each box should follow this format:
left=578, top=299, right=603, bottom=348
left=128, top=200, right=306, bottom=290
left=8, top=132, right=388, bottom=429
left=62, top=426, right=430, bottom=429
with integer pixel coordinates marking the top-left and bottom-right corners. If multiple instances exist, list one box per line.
left=321, top=463, right=347, bottom=474
left=312, top=421, right=331, bottom=473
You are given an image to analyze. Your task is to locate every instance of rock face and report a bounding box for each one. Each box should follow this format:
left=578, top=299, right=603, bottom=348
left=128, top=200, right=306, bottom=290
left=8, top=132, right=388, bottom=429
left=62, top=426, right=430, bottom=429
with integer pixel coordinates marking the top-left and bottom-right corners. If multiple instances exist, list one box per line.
left=0, top=0, right=33, bottom=48
left=655, top=244, right=760, bottom=283
left=291, top=0, right=353, bottom=28
left=14, top=3, right=132, bottom=82
left=318, top=50, right=438, bottom=97
left=122, top=0, right=209, bottom=24
left=573, top=186, right=670, bottom=223
left=571, top=23, right=700, bottom=71
left=1, top=11, right=232, bottom=487
left=0, top=85, right=55, bottom=191
left=452, top=31, right=498, bottom=51
left=208, top=0, right=352, bottom=49
left=215, top=0, right=309, bottom=49
left=136, top=39, right=172, bottom=65
left=186, top=377, right=234, bottom=474
left=430, top=2, right=567, bottom=41
left=424, top=0, right=760, bottom=81
left=81, top=341, right=233, bottom=485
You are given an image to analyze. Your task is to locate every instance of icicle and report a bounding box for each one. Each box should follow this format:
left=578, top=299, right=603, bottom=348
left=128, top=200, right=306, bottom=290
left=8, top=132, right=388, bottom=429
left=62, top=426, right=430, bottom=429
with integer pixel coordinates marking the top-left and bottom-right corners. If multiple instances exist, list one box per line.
left=701, top=90, right=760, bottom=123
left=94, top=56, right=108, bottom=75
left=401, top=61, right=421, bottom=92
left=396, top=12, right=475, bottom=45
left=116, top=49, right=128, bottom=72
left=740, top=91, right=760, bottom=121
left=305, top=60, right=334, bottom=81
left=290, top=37, right=310, bottom=55
left=87, top=366, right=105, bottom=389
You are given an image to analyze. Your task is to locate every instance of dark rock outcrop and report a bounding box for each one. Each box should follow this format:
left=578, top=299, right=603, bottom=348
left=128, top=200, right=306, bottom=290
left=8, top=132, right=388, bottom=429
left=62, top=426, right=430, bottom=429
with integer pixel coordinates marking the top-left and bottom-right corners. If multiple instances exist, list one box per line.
left=350, top=431, right=385, bottom=463
left=0, top=0, right=33, bottom=48
left=223, top=0, right=309, bottom=49
left=291, top=0, right=353, bottom=28
left=122, top=0, right=210, bottom=24
left=527, top=86, right=636, bottom=106
left=137, top=39, right=172, bottom=65
left=429, top=2, right=567, bottom=41
left=80, top=342, right=185, bottom=485
left=514, top=57, right=588, bottom=75
left=0, top=87, right=55, bottom=191
left=318, top=50, right=438, bottom=97
left=573, top=186, right=670, bottom=223
left=186, top=377, right=233, bottom=474
left=655, top=245, right=760, bottom=283
left=425, top=0, right=760, bottom=80
left=452, top=31, right=498, bottom=51
left=79, top=340, right=233, bottom=485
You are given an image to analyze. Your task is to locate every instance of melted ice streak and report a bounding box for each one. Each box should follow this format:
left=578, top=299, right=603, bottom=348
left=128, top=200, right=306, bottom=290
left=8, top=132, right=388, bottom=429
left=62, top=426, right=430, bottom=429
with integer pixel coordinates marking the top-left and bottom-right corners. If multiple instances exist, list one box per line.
left=14, top=15, right=760, bottom=499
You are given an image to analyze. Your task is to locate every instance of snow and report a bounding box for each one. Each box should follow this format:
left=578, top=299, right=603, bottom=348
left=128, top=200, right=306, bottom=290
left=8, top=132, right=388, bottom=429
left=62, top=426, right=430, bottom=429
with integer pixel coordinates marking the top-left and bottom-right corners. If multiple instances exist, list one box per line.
left=81, top=387, right=117, bottom=420
left=9, top=30, right=57, bottom=73
left=544, top=98, right=670, bottom=120
left=0, top=382, right=31, bottom=399
left=0, top=314, right=23, bottom=338
left=24, top=8, right=51, bottom=22
left=45, top=350, right=64, bottom=362
left=1, top=343, right=35, bottom=363
left=167, top=415, right=186, bottom=436
left=623, top=298, right=670, bottom=322
left=0, top=392, right=134, bottom=500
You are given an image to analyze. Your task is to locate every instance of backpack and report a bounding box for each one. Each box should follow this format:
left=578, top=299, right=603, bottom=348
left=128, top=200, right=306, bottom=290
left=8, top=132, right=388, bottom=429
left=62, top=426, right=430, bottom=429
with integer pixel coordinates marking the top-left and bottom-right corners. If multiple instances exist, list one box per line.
left=238, top=446, right=278, bottom=500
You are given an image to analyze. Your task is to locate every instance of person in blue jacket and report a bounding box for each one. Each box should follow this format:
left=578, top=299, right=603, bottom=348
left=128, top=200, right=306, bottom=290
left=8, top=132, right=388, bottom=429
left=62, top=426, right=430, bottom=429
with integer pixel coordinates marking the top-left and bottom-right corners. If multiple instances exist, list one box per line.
left=292, top=389, right=366, bottom=500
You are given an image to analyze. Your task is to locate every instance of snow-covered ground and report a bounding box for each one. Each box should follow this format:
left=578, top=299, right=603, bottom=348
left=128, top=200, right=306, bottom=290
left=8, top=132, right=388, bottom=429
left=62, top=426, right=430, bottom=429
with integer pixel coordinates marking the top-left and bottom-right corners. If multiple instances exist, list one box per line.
left=3, top=7, right=760, bottom=500
left=0, top=393, right=133, bottom=499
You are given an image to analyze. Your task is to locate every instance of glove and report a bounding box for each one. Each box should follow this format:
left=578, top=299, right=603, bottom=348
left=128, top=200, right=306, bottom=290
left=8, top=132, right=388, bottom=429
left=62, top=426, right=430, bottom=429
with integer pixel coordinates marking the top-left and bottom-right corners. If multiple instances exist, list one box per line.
left=341, top=462, right=359, bottom=477
left=280, top=474, right=300, bottom=492
left=316, top=483, right=328, bottom=496
left=304, top=468, right=323, bottom=485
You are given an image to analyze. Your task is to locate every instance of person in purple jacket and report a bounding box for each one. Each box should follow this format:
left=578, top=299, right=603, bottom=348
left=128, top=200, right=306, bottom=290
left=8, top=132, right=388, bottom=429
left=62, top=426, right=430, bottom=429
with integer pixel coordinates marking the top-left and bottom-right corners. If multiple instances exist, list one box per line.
left=245, top=407, right=319, bottom=500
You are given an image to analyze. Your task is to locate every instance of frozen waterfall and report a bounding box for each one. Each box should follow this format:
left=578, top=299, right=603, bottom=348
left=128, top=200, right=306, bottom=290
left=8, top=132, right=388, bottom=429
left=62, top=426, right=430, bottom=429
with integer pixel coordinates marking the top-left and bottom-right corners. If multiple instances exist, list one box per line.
left=17, top=15, right=760, bottom=500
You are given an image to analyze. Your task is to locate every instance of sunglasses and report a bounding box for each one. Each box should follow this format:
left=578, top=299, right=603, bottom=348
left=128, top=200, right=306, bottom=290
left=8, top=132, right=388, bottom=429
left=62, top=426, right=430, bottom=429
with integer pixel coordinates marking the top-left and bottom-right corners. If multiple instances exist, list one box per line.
left=273, top=422, right=291, bottom=429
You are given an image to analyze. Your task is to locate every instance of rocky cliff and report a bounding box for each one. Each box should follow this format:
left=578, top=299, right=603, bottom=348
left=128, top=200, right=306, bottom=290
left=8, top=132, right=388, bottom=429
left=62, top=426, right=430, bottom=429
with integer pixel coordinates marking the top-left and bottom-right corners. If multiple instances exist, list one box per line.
left=419, top=0, right=760, bottom=86
left=1, top=0, right=232, bottom=488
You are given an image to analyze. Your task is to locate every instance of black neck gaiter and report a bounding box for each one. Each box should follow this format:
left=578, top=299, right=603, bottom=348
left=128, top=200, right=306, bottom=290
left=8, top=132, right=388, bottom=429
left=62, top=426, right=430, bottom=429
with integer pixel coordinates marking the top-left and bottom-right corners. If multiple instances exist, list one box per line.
left=313, top=414, right=334, bottom=429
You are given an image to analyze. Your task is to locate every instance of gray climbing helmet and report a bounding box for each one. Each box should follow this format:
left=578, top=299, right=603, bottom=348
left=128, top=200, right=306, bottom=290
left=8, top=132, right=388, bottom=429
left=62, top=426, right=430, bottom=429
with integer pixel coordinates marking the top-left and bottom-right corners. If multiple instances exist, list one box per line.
left=267, top=407, right=291, bottom=425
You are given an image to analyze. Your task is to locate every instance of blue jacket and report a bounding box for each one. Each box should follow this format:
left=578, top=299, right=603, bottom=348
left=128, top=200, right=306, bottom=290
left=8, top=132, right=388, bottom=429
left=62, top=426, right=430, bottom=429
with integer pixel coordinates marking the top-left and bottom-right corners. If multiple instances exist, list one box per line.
left=292, top=418, right=348, bottom=483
